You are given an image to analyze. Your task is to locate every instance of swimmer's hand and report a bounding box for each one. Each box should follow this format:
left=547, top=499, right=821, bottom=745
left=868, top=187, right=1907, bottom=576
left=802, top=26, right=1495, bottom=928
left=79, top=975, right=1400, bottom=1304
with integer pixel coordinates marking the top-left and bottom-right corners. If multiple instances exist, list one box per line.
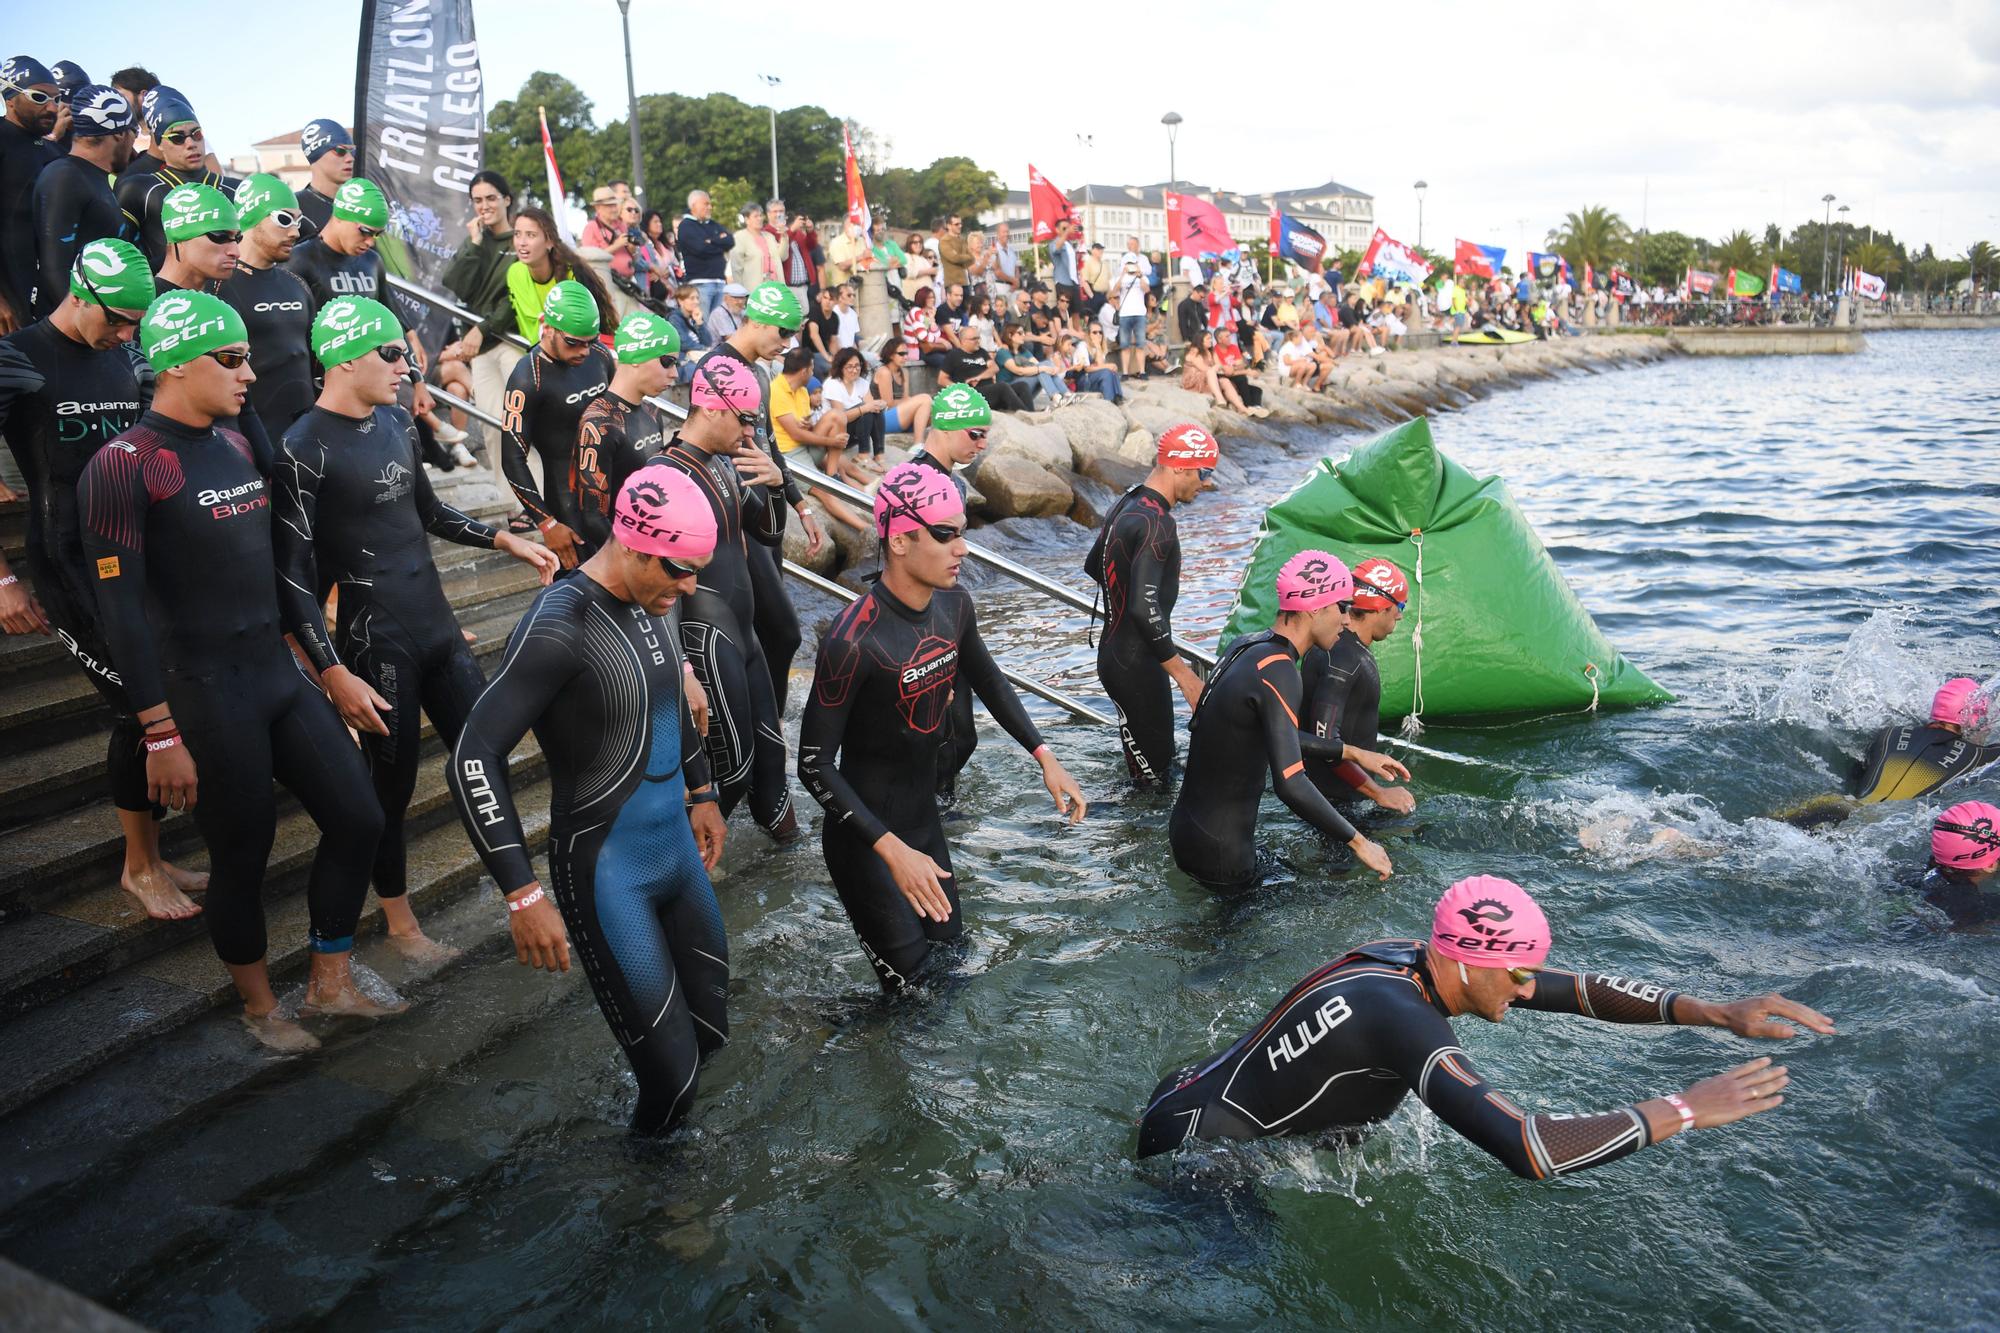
left=683, top=667, right=710, bottom=736
left=1695, top=993, right=1837, bottom=1040
left=1368, top=783, right=1416, bottom=815
left=1349, top=834, right=1392, bottom=880
left=506, top=883, right=570, bottom=972
left=874, top=832, right=954, bottom=922
left=496, top=530, right=560, bottom=585
left=1038, top=749, right=1087, bottom=823
left=323, top=664, right=392, bottom=737
left=1670, top=1056, right=1791, bottom=1131
left=1345, top=745, right=1411, bottom=784
left=689, top=797, right=726, bottom=871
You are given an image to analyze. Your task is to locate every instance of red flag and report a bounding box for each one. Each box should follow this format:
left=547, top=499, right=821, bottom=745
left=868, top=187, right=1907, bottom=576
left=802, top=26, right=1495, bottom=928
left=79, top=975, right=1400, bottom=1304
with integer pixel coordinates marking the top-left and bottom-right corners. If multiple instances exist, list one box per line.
left=843, top=124, right=871, bottom=242
left=1029, top=164, right=1076, bottom=244
left=1268, top=202, right=1280, bottom=251
left=1167, top=192, right=1234, bottom=257
left=1584, top=261, right=1595, bottom=292
left=1453, top=238, right=1504, bottom=277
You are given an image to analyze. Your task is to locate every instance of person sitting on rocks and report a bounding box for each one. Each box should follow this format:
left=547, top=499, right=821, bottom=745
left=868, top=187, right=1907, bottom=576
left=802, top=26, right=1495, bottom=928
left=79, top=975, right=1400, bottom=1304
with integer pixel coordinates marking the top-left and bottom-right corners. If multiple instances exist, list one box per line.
left=1180, top=331, right=1257, bottom=417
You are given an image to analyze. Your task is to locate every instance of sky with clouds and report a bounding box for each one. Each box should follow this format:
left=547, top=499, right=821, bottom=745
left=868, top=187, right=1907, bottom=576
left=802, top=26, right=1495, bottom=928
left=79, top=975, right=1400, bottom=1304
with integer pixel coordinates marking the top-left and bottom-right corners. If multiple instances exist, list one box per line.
left=14, top=0, right=1998, bottom=258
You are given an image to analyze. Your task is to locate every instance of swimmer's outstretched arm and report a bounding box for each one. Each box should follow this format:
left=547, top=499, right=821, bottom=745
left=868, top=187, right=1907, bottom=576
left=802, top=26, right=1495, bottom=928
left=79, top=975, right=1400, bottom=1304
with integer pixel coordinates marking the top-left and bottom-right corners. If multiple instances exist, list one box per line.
left=1253, top=656, right=1389, bottom=878
left=1517, top=968, right=1837, bottom=1038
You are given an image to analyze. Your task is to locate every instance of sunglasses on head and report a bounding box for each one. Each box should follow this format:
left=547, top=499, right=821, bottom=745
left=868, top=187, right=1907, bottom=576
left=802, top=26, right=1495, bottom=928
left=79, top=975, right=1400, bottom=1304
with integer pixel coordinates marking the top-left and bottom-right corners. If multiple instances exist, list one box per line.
left=159, top=127, right=202, bottom=144
left=205, top=348, right=251, bottom=369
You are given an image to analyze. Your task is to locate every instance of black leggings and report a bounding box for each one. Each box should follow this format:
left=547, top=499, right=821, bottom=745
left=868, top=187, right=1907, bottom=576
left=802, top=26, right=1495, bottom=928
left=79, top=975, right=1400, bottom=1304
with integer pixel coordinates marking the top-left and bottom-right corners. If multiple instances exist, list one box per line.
left=824, top=813, right=958, bottom=991
left=680, top=590, right=793, bottom=835
left=1099, top=641, right=1175, bottom=786
left=986, top=381, right=1037, bottom=413
left=171, top=655, right=384, bottom=964
left=744, top=538, right=801, bottom=711
left=846, top=407, right=885, bottom=458
left=1221, top=374, right=1262, bottom=408
left=30, top=548, right=150, bottom=814
left=549, top=772, right=728, bottom=1134
left=342, top=607, right=486, bottom=898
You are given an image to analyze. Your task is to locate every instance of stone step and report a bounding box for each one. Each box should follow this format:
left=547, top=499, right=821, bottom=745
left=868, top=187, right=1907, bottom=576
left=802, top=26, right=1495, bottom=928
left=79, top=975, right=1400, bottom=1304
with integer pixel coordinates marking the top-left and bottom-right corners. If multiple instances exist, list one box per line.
left=0, top=768, right=554, bottom=1120
left=0, top=581, right=541, bottom=834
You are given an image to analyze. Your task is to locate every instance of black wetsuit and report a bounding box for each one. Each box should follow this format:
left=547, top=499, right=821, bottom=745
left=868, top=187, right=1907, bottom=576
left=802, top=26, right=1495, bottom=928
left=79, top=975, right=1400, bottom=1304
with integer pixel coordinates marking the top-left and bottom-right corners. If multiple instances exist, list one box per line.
left=501, top=345, right=612, bottom=537
left=78, top=411, right=382, bottom=963
left=220, top=261, right=318, bottom=435
left=798, top=579, right=1043, bottom=990
left=1915, top=865, right=1999, bottom=929
left=30, top=154, right=125, bottom=319
left=1086, top=484, right=1182, bottom=786
left=114, top=162, right=237, bottom=272
left=1168, top=630, right=1358, bottom=887
left=1301, top=629, right=1381, bottom=803
left=295, top=183, right=334, bottom=236
left=140, top=276, right=278, bottom=478
left=0, top=119, right=60, bottom=319
left=572, top=390, right=665, bottom=557
left=284, top=237, right=384, bottom=307
left=645, top=440, right=794, bottom=834
left=1781, top=723, right=2000, bottom=829
left=1138, top=940, right=1678, bottom=1177
left=448, top=573, right=724, bottom=1134
left=909, top=448, right=980, bottom=799
left=0, top=319, right=148, bottom=810
left=275, top=403, right=495, bottom=901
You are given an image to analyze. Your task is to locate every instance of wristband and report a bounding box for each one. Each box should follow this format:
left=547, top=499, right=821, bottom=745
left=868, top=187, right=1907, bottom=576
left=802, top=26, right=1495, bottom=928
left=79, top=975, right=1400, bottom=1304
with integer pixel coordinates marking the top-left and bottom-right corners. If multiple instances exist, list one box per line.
left=506, top=885, right=546, bottom=912
left=1662, top=1093, right=1695, bottom=1130
left=1032, top=743, right=1051, bottom=761
left=687, top=786, right=719, bottom=806
left=0, top=573, right=17, bottom=588
left=537, top=517, right=558, bottom=534
left=683, top=660, right=697, bottom=675
left=144, top=731, right=181, bottom=753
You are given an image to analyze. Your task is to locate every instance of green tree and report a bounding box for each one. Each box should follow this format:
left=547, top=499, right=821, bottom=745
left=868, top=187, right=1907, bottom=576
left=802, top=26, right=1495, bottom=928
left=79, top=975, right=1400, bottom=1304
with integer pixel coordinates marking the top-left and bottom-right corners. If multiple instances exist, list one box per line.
left=1711, top=229, right=1763, bottom=274
left=704, top=176, right=758, bottom=230
left=1545, top=205, right=1630, bottom=271
left=864, top=157, right=1006, bottom=232
left=1847, top=239, right=1900, bottom=281
left=485, top=72, right=615, bottom=210
left=1967, top=240, right=1996, bottom=291
left=1629, top=229, right=1701, bottom=288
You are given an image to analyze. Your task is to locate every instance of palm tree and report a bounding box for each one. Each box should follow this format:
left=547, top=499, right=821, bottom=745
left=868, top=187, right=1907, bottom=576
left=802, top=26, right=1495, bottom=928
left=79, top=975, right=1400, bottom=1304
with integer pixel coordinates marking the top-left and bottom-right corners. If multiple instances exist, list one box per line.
left=1969, top=240, right=1997, bottom=292
left=1711, top=229, right=1762, bottom=274
left=1847, top=240, right=1900, bottom=279
left=1545, top=206, right=1629, bottom=271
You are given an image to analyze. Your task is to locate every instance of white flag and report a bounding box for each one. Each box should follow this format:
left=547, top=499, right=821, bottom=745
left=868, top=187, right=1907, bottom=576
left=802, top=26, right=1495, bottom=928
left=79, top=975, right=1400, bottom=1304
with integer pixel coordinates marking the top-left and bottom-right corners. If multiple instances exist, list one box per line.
left=538, top=106, right=575, bottom=246
left=1852, top=269, right=1886, bottom=301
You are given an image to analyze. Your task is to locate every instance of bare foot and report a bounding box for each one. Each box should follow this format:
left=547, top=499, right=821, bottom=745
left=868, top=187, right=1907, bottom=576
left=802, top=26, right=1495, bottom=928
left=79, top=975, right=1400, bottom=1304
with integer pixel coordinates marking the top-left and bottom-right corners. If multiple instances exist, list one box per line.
left=162, top=861, right=209, bottom=894
left=301, top=981, right=410, bottom=1020
left=241, top=1009, right=321, bottom=1053
left=119, top=864, right=202, bottom=920
left=384, top=931, right=463, bottom=966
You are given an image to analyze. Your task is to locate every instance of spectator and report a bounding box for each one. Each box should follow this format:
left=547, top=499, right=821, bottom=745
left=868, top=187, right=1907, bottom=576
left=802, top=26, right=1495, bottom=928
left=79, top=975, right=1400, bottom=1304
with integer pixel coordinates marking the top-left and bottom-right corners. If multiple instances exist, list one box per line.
left=1180, top=331, right=1254, bottom=415
left=1121, top=236, right=1154, bottom=282
left=1146, top=249, right=1166, bottom=300
left=940, top=321, right=1032, bottom=411
left=439, top=168, right=518, bottom=425
left=1176, top=279, right=1209, bottom=347
left=996, top=322, right=1072, bottom=408
left=770, top=345, right=870, bottom=507
left=900, top=228, right=936, bottom=297
left=988, top=222, right=1021, bottom=298
left=966, top=230, right=992, bottom=291
left=1076, top=325, right=1125, bottom=403
left=870, top=334, right=933, bottom=442
left=805, top=286, right=841, bottom=376
left=936, top=213, right=972, bottom=287
left=965, top=292, right=999, bottom=352
left=1142, top=291, right=1170, bottom=374
left=1212, top=325, right=1267, bottom=414
left=1081, top=242, right=1111, bottom=312
left=1049, top=221, right=1081, bottom=309
left=776, top=202, right=818, bottom=304
left=676, top=188, right=733, bottom=320
left=730, top=202, right=786, bottom=289
left=666, top=283, right=714, bottom=382
left=636, top=207, right=677, bottom=303
left=824, top=220, right=868, bottom=289
left=1344, top=292, right=1383, bottom=355
left=900, top=286, right=952, bottom=369
left=581, top=185, right=635, bottom=279
left=1176, top=249, right=1204, bottom=289
left=706, top=281, right=749, bottom=344
left=937, top=282, right=967, bottom=329
left=1278, top=325, right=1322, bottom=389
left=831, top=283, right=861, bottom=354
left=1111, top=254, right=1149, bottom=378
left=822, top=346, right=891, bottom=469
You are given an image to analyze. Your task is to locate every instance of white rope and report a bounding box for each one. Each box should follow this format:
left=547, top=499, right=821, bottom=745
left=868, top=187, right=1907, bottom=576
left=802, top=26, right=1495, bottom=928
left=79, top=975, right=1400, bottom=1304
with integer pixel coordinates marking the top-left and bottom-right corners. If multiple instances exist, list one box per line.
left=1399, top=529, right=1426, bottom=738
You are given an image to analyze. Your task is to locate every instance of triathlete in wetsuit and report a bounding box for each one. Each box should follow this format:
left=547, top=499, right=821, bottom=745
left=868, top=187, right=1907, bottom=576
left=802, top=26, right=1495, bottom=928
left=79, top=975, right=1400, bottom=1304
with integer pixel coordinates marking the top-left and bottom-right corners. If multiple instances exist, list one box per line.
left=0, top=240, right=210, bottom=918
left=113, top=88, right=235, bottom=271
left=1138, top=876, right=1834, bottom=1170
left=448, top=469, right=729, bottom=1134
left=291, top=119, right=355, bottom=237
left=501, top=279, right=612, bottom=569
left=798, top=463, right=1086, bottom=991
left=1086, top=421, right=1215, bottom=787
left=907, top=384, right=992, bottom=803
left=78, top=289, right=393, bottom=1053
left=1169, top=551, right=1396, bottom=887
left=1780, top=678, right=1998, bottom=828
left=1302, top=556, right=1416, bottom=814
left=640, top=356, right=797, bottom=838
left=1913, top=801, right=2000, bottom=929
left=571, top=310, right=677, bottom=556
left=30, top=84, right=136, bottom=319
left=0, top=57, right=61, bottom=326
left=219, top=174, right=316, bottom=435
left=275, top=297, right=558, bottom=957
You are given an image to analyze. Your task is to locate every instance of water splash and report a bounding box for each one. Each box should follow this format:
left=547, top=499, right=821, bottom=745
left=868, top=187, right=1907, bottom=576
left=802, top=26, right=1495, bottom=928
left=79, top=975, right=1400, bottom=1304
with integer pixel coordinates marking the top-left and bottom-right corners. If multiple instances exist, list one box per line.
left=1722, top=609, right=1993, bottom=732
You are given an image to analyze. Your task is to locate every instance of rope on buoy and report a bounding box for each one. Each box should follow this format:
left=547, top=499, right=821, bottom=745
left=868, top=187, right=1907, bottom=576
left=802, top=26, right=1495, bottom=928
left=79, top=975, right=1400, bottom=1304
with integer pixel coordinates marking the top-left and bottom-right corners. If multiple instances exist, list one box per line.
left=1399, top=528, right=1426, bottom=738
left=1583, top=661, right=1600, bottom=713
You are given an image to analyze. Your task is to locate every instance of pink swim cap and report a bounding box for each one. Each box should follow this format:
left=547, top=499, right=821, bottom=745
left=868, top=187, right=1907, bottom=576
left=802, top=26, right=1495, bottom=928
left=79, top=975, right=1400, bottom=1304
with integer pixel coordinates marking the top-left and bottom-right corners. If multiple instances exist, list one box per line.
left=873, top=461, right=964, bottom=538
left=689, top=355, right=763, bottom=413
left=1931, top=677, right=1989, bottom=730
left=1431, top=875, right=1552, bottom=969
left=1932, top=801, right=2000, bottom=872
left=1275, top=550, right=1352, bottom=612
left=614, top=466, right=717, bottom=561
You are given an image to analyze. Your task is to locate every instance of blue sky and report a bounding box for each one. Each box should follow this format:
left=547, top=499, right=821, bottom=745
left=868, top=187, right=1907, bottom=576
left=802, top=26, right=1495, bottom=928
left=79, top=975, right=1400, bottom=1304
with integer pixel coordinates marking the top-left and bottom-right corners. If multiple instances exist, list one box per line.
left=13, top=0, right=1999, bottom=258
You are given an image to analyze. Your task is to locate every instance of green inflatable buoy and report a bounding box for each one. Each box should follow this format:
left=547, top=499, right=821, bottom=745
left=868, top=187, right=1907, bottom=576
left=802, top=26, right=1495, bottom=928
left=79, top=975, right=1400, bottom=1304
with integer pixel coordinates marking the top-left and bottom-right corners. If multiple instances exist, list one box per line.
left=1220, top=417, right=1671, bottom=723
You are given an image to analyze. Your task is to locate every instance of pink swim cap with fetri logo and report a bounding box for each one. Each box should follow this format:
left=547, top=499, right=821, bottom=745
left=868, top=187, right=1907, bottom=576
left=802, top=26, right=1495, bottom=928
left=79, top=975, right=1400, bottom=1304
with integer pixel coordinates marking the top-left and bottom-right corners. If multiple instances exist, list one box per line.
left=613, top=465, right=718, bottom=561
left=1430, top=875, right=1553, bottom=969
left=873, top=462, right=965, bottom=538
left=1932, top=801, right=2000, bottom=872
left=690, top=355, right=764, bottom=413
left=1275, top=550, right=1352, bottom=612
left=1931, top=677, right=1989, bottom=730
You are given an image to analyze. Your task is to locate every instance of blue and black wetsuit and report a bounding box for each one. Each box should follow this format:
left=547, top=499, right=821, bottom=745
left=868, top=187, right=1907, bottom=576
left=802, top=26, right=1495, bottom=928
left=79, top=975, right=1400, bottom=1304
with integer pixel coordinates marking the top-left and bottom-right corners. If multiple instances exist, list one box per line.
left=1301, top=628, right=1381, bottom=803
left=646, top=438, right=795, bottom=835
left=448, top=573, right=725, bottom=1134
left=78, top=411, right=382, bottom=964
left=1168, top=630, right=1358, bottom=887
left=1138, top=939, right=1683, bottom=1177
left=274, top=403, right=496, bottom=903
left=798, top=579, right=1044, bottom=990
left=1086, top=484, right=1183, bottom=786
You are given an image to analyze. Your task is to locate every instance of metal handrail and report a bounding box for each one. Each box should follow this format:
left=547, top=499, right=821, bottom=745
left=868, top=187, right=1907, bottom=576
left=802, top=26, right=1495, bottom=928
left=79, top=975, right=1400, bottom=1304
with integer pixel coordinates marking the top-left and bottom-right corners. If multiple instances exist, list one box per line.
left=386, top=273, right=534, bottom=353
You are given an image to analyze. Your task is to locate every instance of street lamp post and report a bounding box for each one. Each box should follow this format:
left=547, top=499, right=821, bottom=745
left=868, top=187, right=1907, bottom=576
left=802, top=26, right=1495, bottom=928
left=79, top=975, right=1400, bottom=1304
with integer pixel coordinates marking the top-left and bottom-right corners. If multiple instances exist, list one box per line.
left=616, top=0, right=644, bottom=201
left=1414, top=179, right=1427, bottom=251
left=1836, top=203, right=1851, bottom=284
left=757, top=73, right=782, bottom=203
left=1160, top=111, right=1182, bottom=191
left=1819, top=193, right=1835, bottom=294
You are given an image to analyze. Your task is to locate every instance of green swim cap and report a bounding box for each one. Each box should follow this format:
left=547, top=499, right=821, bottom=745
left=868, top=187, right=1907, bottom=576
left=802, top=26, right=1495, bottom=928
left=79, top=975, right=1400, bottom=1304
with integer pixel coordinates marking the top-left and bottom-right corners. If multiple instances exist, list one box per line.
left=69, top=237, right=155, bottom=311
left=540, top=279, right=600, bottom=339
left=614, top=309, right=679, bottom=364
left=331, top=177, right=388, bottom=228
left=930, top=383, right=991, bottom=431
left=311, top=296, right=403, bottom=369
left=744, top=280, right=803, bottom=330
left=233, top=173, right=300, bottom=230
left=160, top=183, right=238, bottom=243
left=139, top=290, right=248, bottom=372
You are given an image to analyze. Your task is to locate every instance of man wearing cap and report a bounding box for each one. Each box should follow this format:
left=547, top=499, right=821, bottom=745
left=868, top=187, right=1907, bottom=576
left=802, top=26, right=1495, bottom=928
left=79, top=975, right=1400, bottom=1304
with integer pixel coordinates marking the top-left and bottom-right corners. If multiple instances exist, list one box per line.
left=219, top=174, right=318, bottom=435
left=798, top=462, right=1087, bottom=991
left=31, top=84, right=135, bottom=319
left=1922, top=801, right=2000, bottom=928
left=294, top=119, right=356, bottom=235
left=0, top=56, right=63, bottom=333
left=705, top=281, right=749, bottom=345
left=1302, top=556, right=1416, bottom=814
left=153, top=182, right=241, bottom=297
left=1138, top=875, right=1833, bottom=1169
left=1085, top=423, right=1215, bottom=787
left=449, top=467, right=729, bottom=1134
left=500, top=278, right=613, bottom=568
left=1778, top=678, right=1998, bottom=827
left=275, top=296, right=555, bottom=961
left=80, top=289, right=396, bottom=1051
left=581, top=184, right=635, bottom=280
left=573, top=310, right=680, bottom=557
left=0, top=239, right=214, bottom=919
left=1169, top=551, right=1399, bottom=887
left=114, top=86, right=234, bottom=272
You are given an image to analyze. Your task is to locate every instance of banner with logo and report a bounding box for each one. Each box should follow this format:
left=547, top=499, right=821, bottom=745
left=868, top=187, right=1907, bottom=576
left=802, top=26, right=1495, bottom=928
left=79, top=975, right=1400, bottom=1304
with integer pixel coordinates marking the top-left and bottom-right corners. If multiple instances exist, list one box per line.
left=1770, top=265, right=1803, bottom=296
left=1358, top=226, right=1428, bottom=283
left=1727, top=268, right=1766, bottom=298
left=354, top=0, right=484, bottom=351
left=1167, top=192, right=1234, bottom=257
left=1851, top=268, right=1887, bottom=300
left=1453, top=239, right=1505, bottom=277
left=1277, top=214, right=1330, bottom=271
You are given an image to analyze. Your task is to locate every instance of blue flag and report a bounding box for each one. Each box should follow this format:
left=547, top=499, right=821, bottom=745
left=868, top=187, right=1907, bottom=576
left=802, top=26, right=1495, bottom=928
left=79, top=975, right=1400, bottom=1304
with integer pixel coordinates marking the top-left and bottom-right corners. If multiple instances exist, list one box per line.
left=1771, top=266, right=1803, bottom=295
left=1276, top=214, right=1328, bottom=270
